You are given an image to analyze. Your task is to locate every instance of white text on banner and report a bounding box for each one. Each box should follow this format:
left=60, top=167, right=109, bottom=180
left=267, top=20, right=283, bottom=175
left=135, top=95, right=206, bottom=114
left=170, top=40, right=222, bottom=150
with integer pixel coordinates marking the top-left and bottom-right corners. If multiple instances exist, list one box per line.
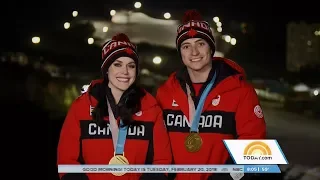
left=58, top=165, right=281, bottom=173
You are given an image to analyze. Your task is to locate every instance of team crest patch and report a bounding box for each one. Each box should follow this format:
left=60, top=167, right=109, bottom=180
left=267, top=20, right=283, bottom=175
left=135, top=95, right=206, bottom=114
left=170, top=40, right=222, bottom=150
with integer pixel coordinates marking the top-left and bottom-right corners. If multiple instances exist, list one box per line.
left=212, top=95, right=220, bottom=106
left=81, top=84, right=90, bottom=94
left=254, top=105, right=263, bottom=118
left=135, top=111, right=142, bottom=116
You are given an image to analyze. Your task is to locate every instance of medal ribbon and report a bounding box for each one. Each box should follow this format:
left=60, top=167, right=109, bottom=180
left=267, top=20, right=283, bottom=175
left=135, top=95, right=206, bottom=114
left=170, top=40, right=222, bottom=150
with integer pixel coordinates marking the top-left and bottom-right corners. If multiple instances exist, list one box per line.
left=107, top=100, right=129, bottom=155
left=186, top=71, right=217, bottom=132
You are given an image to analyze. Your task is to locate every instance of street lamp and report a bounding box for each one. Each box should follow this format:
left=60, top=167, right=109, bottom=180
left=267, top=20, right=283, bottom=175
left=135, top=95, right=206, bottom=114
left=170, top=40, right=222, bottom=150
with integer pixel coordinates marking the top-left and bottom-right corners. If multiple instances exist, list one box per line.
left=103, top=26, right=108, bottom=32
left=164, top=12, right=171, bottom=19
left=224, top=35, right=231, bottom=43
left=64, top=22, right=70, bottom=29
left=230, top=38, right=236, bottom=45
left=72, top=11, right=78, bottom=17
left=110, top=10, right=116, bottom=16
left=88, top=38, right=94, bottom=44
left=153, top=56, right=162, bottom=65
left=213, top=17, right=219, bottom=23
left=134, top=2, right=142, bottom=9
left=32, top=36, right=40, bottom=44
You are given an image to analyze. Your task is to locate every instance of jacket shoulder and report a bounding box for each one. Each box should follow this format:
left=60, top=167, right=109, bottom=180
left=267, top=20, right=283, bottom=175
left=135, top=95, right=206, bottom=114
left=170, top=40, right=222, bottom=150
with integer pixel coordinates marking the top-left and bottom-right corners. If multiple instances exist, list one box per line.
left=74, top=88, right=93, bottom=105
left=140, top=90, right=160, bottom=109
left=156, top=72, right=177, bottom=96
left=238, top=79, right=257, bottom=97
left=240, top=78, right=255, bottom=89
left=67, top=92, right=91, bottom=119
left=139, top=90, right=162, bottom=121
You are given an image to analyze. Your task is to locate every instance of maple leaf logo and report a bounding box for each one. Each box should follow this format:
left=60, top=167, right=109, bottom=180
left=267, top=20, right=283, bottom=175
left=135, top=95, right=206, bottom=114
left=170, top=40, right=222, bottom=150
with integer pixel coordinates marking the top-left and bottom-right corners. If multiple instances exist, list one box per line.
left=125, top=48, right=134, bottom=54
left=187, top=29, right=197, bottom=37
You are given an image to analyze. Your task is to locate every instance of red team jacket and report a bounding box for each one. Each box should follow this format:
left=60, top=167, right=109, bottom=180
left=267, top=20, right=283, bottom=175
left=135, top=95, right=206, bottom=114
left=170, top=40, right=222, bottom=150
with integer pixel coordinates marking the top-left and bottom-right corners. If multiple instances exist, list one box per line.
left=156, top=57, right=267, bottom=180
left=57, top=79, right=172, bottom=180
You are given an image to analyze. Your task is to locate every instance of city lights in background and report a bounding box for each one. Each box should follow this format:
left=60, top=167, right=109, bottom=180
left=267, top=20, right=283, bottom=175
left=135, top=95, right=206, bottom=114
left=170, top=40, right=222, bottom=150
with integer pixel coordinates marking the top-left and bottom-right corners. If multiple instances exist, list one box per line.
left=64, top=22, right=70, bottom=29
left=213, top=17, right=219, bottom=23
left=72, top=11, right=78, bottom=17
left=110, top=10, right=116, bottom=16
left=134, top=2, right=142, bottom=9
left=152, top=56, right=162, bottom=65
left=230, top=38, right=236, bottom=45
left=141, top=68, right=150, bottom=75
left=30, top=9, right=239, bottom=48
left=315, top=30, right=320, bottom=36
left=222, top=35, right=236, bottom=45
left=103, top=26, right=109, bottom=32
left=164, top=12, right=171, bottom=19
left=213, top=16, right=222, bottom=33
left=225, top=35, right=231, bottom=42
left=32, top=36, right=40, bottom=44
left=88, top=38, right=94, bottom=44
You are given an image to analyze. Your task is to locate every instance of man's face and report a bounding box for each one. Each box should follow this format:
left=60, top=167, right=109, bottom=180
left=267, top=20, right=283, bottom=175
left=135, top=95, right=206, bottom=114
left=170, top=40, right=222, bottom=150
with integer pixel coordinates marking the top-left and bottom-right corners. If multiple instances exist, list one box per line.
left=180, top=38, right=212, bottom=71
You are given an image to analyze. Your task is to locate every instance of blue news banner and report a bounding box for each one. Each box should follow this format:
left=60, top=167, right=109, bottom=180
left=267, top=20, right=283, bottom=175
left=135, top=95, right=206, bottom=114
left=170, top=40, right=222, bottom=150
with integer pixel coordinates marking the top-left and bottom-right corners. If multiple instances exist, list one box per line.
left=58, top=165, right=281, bottom=173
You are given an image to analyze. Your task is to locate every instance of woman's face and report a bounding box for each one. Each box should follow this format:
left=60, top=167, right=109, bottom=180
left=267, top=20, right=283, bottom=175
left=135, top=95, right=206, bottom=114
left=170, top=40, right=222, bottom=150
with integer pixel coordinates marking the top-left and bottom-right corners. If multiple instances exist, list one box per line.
left=107, top=57, right=136, bottom=92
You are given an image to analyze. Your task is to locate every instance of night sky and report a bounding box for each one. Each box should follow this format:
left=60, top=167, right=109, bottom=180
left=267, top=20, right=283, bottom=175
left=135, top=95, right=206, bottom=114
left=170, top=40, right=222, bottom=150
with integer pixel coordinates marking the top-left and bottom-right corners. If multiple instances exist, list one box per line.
left=2, top=0, right=319, bottom=70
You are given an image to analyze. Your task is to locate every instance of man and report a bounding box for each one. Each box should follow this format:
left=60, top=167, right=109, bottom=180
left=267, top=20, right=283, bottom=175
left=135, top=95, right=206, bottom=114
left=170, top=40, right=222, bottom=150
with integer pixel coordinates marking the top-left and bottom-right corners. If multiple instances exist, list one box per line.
left=156, top=10, right=267, bottom=180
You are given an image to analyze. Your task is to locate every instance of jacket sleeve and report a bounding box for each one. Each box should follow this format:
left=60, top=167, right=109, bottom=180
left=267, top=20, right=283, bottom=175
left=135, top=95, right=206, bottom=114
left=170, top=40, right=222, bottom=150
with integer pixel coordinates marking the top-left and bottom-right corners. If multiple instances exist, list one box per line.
left=140, top=107, right=172, bottom=180
left=57, top=100, right=89, bottom=180
left=152, top=107, right=172, bottom=164
left=235, top=83, right=266, bottom=139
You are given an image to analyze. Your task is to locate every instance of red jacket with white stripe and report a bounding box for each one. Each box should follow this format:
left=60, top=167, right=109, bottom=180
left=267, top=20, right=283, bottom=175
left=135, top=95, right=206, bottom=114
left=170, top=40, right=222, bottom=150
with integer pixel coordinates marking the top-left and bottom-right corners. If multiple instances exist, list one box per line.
left=58, top=79, right=172, bottom=180
left=156, top=57, right=266, bottom=180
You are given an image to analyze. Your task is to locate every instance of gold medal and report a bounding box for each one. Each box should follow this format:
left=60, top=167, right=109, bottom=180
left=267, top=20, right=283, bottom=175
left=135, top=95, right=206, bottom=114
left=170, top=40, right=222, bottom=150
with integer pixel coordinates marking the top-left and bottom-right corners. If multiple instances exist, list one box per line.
left=108, top=154, right=129, bottom=176
left=184, top=132, right=203, bottom=152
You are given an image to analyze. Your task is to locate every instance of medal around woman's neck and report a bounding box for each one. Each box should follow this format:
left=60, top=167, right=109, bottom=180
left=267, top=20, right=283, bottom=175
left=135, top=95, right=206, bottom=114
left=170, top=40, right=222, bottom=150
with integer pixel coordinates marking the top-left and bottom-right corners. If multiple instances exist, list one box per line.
left=107, top=100, right=130, bottom=176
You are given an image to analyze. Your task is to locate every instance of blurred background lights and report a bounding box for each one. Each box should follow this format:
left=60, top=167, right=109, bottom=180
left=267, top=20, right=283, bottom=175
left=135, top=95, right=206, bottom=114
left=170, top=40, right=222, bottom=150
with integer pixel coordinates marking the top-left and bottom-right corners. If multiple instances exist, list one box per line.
left=110, top=10, right=116, bottom=16
left=88, top=38, right=94, bottom=44
left=32, top=36, right=40, bottom=44
left=64, top=22, right=70, bottom=29
left=153, top=56, right=162, bottom=64
left=213, top=17, right=219, bottom=23
left=72, top=11, right=78, bottom=17
left=230, top=38, right=237, bottom=45
left=103, top=26, right=108, bottom=32
left=164, top=12, right=171, bottom=19
left=134, top=2, right=142, bottom=9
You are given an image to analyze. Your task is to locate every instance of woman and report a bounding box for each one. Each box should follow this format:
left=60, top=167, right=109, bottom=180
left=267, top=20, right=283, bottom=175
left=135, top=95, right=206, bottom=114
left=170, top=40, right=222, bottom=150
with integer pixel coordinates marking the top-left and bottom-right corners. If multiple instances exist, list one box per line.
left=57, top=33, right=172, bottom=180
